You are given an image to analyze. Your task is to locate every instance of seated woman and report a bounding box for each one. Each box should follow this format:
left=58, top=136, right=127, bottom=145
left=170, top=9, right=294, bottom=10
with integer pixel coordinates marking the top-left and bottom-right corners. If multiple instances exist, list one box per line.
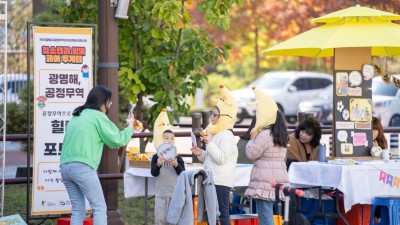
left=286, top=118, right=322, bottom=170
left=372, top=116, right=387, bottom=151
left=371, top=116, right=387, bottom=224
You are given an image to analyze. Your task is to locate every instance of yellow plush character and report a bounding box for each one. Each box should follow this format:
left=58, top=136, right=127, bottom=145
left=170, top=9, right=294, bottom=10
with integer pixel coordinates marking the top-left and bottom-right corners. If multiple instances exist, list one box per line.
left=251, top=86, right=278, bottom=137
left=205, top=85, right=238, bottom=135
left=153, top=108, right=173, bottom=149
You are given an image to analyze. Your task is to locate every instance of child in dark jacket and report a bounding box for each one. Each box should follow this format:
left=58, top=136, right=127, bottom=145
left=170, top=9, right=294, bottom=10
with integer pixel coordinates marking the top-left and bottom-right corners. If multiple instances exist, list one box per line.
left=151, top=130, right=185, bottom=225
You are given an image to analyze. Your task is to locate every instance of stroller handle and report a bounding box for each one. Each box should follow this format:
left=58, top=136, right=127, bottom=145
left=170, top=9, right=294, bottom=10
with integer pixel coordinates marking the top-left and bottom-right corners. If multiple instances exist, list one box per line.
left=270, top=182, right=305, bottom=197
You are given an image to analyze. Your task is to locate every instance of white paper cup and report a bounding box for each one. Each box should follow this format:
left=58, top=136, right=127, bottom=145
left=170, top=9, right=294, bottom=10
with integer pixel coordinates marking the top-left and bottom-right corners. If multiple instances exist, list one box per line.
left=370, top=147, right=382, bottom=157
left=381, top=150, right=390, bottom=161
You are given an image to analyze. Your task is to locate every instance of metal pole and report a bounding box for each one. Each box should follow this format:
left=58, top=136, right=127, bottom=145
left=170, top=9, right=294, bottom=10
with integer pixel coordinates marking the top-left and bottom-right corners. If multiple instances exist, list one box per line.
left=144, top=177, right=148, bottom=225
left=97, top=1, right=124, bottom=224
left=0, top=1, right=6, bottom=218
left=26, top=21, right=32, bottom=224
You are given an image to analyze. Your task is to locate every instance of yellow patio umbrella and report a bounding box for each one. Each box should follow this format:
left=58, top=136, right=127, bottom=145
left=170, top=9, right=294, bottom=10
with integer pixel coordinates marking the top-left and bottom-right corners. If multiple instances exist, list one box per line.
left=263, top=5, right=400, bottom=58
left=313, top=5, right=400, bottom=23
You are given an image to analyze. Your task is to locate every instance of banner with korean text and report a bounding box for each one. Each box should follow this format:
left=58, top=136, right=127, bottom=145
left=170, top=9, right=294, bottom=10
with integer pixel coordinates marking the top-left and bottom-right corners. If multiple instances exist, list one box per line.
left=32, top=26, right=93, bottom=215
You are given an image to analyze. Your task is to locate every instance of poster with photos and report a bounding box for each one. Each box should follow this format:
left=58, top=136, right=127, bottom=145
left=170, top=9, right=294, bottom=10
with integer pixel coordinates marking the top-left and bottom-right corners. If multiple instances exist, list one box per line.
left=333, top=66, right=373, bottom=157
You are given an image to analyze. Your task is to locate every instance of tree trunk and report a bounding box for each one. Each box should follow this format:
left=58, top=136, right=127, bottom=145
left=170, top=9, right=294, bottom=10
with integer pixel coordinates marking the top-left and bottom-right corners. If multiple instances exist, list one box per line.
left=32, top=0, right=46, bottom=17
left=98, top=1, right=124, bottom=224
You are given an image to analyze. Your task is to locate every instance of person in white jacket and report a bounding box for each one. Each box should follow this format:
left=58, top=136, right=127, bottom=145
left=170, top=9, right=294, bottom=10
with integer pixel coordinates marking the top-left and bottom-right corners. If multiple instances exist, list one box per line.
left=191, top=85, right=238, bottom=225
left=191, top=106, right=238, bottom=225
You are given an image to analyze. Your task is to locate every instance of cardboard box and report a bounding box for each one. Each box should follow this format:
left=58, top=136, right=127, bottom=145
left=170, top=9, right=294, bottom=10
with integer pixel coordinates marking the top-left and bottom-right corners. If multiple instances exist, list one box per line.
left=129, top=160, right=151, bottom=168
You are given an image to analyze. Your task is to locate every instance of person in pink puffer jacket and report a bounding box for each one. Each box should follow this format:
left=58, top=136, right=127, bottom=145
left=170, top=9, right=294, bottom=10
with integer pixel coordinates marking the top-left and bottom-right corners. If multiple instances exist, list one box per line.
left=244, top=87, right=289, bottom=225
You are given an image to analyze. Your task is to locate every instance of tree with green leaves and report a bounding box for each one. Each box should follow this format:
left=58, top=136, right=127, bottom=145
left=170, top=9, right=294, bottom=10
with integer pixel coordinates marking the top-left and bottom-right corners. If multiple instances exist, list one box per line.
left=62, top=0, right=244, bottom=130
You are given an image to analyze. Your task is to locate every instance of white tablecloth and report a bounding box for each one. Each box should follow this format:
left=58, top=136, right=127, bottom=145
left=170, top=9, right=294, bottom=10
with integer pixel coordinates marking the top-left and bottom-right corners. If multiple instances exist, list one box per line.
left=288, top=161, right=400, bottom=212
left=124, top=164, right=253, bottom=198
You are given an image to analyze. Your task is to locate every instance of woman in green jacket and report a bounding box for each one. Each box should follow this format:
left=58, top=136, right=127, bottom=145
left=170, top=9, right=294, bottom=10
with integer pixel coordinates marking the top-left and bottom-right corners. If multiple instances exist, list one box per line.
left=60, top=85, right=139, bottom=225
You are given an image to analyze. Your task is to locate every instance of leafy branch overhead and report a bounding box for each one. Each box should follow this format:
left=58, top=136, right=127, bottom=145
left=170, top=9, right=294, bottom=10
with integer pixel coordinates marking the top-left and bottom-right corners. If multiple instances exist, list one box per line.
left=63, top=0, right=242, bottom=130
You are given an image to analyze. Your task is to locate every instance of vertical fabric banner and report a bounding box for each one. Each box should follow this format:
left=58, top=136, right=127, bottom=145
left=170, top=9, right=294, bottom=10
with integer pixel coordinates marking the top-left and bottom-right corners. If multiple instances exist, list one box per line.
left=32, top=26, right=93, bottom=215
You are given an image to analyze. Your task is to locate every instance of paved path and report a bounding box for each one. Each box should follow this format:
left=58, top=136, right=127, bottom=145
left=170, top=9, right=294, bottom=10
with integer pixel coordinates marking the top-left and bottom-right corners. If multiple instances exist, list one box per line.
left=1, top=142, right=31, bottom=179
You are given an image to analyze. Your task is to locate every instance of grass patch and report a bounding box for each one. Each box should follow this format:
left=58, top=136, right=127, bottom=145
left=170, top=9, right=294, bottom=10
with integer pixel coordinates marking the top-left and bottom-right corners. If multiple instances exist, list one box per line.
left=4, top=181, right=154, bottom=225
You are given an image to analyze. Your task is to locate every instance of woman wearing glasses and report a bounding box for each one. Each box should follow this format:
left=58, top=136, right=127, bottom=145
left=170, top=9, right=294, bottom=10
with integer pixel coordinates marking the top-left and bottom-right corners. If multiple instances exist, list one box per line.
left=286, top=117, right=322, bottom=170
left=60, top=85, right=141, bottom=225
left=191, top=85, right=238, bottom=225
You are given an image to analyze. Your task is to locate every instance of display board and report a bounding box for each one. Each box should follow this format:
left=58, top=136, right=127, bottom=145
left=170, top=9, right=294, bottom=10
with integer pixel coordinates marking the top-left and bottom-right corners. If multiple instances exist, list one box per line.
left=333, top=65, right=373, bottom=157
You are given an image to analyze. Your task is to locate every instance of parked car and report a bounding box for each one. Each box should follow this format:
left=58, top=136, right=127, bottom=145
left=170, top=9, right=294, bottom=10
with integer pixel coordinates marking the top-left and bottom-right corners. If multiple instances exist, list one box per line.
left=297, top=76, right=400, bottom=127
left=231, top=71, right=333, bottom=123
left=298, top=84, right=333, bottom=125
left=372, top=76, right=400, bottom=127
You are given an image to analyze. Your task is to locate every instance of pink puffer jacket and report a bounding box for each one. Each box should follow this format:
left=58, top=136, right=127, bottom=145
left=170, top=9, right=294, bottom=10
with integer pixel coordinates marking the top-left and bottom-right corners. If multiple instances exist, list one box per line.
left=244, top=129, right=289, bottom=201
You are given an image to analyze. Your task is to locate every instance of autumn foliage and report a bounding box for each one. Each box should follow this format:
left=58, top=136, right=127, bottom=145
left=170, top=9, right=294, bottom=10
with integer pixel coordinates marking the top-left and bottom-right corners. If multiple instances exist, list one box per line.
left=189, top=0, right=400, bottom=79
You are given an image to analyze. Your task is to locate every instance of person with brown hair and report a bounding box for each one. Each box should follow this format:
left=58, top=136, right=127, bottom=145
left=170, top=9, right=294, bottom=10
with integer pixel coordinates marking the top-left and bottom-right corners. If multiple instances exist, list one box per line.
left=244, top=87, right=289, bottom=225
left=60, top=85, right=141, bottom=225
left=372, top=116, right=387, bottom=149
left=371, top=117, right=387, bottom=223
left=286, top=118, right=322, bottom=170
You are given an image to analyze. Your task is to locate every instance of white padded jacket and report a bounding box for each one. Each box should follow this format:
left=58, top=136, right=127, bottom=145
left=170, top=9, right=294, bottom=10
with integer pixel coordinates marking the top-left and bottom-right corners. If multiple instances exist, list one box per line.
left=197, top=130, right=238, bottom=188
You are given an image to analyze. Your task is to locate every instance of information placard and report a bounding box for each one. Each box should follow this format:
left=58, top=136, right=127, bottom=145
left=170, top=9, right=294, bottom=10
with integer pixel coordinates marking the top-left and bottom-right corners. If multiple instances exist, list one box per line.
left=333, top=68, right=373, bottom=157
left=32, top=26, right=93, bottom=215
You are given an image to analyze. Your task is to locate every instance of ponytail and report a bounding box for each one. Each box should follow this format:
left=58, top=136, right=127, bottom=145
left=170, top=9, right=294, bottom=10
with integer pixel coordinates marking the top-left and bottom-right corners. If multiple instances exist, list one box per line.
left=72, top=106, right=85, bottom=116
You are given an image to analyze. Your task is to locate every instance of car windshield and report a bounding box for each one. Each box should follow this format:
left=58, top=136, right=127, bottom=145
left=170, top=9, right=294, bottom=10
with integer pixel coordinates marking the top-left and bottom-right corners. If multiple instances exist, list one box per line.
left=249, top=76, right=289, bottom=89
left=372, top=80, right=398, bottom=96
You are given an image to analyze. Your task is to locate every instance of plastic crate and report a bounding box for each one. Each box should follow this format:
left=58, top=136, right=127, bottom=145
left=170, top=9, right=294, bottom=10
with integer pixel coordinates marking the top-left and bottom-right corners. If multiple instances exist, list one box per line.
left=56, top=217, right=93, bottom=225
left=230, top=214, right=280, bottom=225
left=274, top=215, right=282, bottom=225
left=230, top=214, right=258, bottom=225
left=300, top=197, right=336, bottom=225
left=337, top=196, right=371, bottom=225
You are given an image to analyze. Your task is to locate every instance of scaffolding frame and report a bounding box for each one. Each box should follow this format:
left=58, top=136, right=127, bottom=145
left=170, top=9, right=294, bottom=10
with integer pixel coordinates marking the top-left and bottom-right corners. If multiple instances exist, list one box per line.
left=0, top=0, right=7, bottom=218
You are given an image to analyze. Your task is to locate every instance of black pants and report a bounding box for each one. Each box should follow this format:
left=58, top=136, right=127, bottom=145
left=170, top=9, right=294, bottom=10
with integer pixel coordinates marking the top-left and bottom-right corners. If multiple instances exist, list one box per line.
left=216, top=185, right=231, bottom=225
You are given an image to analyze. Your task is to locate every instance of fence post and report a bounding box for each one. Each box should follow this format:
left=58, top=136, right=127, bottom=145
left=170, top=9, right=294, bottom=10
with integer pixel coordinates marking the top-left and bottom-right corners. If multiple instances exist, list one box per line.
left=298, top=112, right=305, bottom=124
left=298, top=112, right=314, bottom=124
left=304, top=112, right=314, bottom=121
left=201, top=110, right=210, bottom=130
left=192, top=113, right=202, bottom=163
left=201, top=110, right=210, bottom=150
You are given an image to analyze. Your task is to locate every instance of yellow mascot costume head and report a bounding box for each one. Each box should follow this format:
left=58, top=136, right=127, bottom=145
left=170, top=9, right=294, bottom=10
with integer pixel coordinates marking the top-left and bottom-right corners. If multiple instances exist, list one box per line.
left=205, top=85, right=238, bottom=135
left=153, top=108, right=173, bottom=149
left=252, top=86, right=278, bottom=136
